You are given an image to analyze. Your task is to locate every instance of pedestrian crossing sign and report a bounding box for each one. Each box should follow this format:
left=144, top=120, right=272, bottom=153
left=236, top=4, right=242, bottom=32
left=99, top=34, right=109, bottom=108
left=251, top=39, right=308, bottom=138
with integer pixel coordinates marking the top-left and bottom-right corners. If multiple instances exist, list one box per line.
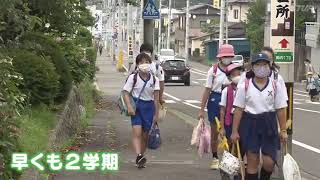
left=142, top=0, right=160, bottom=19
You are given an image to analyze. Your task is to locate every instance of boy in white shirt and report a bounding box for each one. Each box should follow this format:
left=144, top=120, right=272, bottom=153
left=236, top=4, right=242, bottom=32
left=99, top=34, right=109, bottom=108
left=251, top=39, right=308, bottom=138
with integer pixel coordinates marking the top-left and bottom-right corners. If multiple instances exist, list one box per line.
left=231, top=52, right=288, bottom=180
left=123, top=53, right=160, bottom=169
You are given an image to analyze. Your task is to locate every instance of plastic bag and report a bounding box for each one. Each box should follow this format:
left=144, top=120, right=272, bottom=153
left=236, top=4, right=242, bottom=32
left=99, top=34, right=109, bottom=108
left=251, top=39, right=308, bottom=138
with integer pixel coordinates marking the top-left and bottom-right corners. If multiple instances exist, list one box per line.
left=158, top=104, right=167, bottom=122
left=198, top=122, right=211, bottom=157
left=148, top=124, right=161, bottom=149
left=283, top=153, right=301, bottom=180
left=191, top=119, right=203, bottom=146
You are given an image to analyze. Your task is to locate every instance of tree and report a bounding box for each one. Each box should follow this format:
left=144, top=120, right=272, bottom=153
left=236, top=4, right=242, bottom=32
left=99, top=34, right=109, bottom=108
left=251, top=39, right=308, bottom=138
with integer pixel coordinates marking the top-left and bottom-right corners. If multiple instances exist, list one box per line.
left=296, top=0, right=316, bottom=30
left=245, top=0, right=266, bottom=53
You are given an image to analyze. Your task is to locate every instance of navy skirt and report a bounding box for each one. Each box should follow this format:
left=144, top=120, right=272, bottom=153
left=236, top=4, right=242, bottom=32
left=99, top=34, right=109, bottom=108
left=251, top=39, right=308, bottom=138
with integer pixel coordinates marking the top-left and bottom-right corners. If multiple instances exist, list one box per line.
left=239, top=111, right=280, bottom=161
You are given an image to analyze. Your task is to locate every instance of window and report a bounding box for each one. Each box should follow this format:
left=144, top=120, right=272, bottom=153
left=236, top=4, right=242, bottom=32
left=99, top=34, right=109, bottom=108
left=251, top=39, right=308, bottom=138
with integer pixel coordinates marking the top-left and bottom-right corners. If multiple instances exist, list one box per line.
left=200, top=21, right=207, bottom=28
left=230, top=5, right=233, bottom=10
left=234, top=9, right=239, bottom=19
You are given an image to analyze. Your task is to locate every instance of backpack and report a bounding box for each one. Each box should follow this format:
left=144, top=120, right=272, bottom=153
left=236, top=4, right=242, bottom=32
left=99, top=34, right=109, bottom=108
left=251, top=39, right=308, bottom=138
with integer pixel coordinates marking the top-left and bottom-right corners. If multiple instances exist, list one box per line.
left=244, top=78, right=277, bottom=96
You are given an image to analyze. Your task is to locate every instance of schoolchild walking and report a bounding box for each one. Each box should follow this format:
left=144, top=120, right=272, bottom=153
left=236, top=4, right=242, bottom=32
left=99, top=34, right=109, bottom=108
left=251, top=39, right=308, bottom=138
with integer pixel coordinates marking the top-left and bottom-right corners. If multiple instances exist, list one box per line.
left=306, top=72, right=319, bottom=101
left=231, top=52, right=288, bottom=180
left=219, top=63, right=243, bottom=180
left=199, top=44, right=235, bottom=169
left=219, top=63, right=242, bottom=142
left=139, top=43, right=165, bottom=105
left=123, top=53, right=160, bottom=169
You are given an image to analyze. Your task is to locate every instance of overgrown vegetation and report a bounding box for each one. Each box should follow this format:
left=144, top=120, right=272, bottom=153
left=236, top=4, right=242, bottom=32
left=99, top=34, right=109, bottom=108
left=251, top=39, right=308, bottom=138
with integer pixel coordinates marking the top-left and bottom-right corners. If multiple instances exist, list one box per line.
left=0, top=0, right=97, bottom=178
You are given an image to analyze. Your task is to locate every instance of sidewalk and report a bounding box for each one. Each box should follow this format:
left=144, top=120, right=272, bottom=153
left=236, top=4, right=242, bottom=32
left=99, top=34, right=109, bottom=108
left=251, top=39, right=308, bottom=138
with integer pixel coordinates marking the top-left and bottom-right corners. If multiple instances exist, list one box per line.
left=53, top=53, right=222, bottom=180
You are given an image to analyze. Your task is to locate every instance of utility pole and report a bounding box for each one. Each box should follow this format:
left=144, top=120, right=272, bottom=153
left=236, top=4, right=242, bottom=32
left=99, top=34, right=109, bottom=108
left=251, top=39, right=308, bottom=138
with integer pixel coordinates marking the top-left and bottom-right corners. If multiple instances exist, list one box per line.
left=185, top=0, right=190, bottom=62
left=219, top=0, right=226, bottom=47
left=117, top=0, right=124, bottom=71
left=140, top=0, right=144, bottom=45
left=225, top=0, right=229, bottom=44
left=167, top=0, right=172, bottom=49
left=143, top=0, right=154, bottom=46
left=127, top=3, right=134, bottom=71
left=158, top=0, right=162, bottom=54
left=112, top=0, right=116, bottom=63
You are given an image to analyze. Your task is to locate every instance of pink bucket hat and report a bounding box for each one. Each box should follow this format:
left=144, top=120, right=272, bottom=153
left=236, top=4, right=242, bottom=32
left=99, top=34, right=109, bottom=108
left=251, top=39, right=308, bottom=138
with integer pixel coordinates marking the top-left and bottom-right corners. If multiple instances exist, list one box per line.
left=226, top=63, right=242, bottom=76
left=217, top=44, right=235, bottom=58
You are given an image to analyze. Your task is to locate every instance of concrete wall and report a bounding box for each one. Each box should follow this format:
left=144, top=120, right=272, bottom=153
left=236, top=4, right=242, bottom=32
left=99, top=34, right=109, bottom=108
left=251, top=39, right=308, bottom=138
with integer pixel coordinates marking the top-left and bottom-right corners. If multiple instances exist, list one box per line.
left=311, top=47, right=320, bottom=73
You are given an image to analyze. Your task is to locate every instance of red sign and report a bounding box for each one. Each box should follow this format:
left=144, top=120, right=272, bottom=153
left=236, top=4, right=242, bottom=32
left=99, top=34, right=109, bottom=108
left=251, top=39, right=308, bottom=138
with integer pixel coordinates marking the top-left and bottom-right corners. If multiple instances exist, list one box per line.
left=279, top=38, right=289, bottom=48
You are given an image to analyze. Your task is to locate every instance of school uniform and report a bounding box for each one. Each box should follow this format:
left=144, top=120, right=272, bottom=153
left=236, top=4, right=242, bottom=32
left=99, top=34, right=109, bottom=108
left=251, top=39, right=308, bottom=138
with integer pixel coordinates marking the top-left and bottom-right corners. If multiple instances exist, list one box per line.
left=220, top=85, right=236, bottom=138
left=233, top=78, right=288, bottom=161
left=205, top=65, right=228, bottom=123
left=307, top=77, right=318, bottom=97
left=123, top=73, right=160, bottom=131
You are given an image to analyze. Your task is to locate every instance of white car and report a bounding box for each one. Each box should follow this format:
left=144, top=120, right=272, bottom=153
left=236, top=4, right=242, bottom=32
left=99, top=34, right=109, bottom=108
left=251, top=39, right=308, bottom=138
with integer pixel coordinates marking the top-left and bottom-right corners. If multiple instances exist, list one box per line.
left=159, top=49, right=175, bottom=63
left=232, top=55, right=244, bottom=65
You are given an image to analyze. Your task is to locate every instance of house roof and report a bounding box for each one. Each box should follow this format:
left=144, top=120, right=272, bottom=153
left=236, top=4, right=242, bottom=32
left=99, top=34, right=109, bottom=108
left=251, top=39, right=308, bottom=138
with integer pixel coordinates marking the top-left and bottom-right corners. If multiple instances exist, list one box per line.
left=181, top=3, right=220, bottom=13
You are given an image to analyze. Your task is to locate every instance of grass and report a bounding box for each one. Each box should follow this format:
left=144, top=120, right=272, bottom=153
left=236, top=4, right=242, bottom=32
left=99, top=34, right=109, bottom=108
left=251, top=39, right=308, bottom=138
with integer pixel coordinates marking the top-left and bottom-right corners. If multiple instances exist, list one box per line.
left=79, top=79, right=96, bottom=128
left=17, top=105, right=57, bottom=154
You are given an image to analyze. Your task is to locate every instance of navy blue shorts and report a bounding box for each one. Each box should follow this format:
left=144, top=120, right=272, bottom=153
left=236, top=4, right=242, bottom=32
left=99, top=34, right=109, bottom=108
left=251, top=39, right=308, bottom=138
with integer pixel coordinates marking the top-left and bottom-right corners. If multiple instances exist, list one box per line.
left=239, top=112, right=280, bottom=161
left=207, top=91, right=222, bottom=123
left=131, top=98, right=155, bottom=132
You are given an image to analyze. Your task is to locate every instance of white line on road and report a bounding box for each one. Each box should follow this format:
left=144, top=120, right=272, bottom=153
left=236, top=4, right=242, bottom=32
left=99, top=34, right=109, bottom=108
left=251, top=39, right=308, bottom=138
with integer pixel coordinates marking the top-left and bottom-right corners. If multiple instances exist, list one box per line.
left=192, top=68, right=208, bottom=74
left=190, top=70, right=207, bottom=76
left=293, top=102, right=302, bottom=105
left=294, top=108, right=320, bottom=114
left=294, top=90, right=309, bottom=94
left=165, top=100, right=176, bottom=104
left=185, top=100, right=201, bottom=104
left=192, top=81, right=200, bottom=84
left=164, top=92, right=181, bottom=101
left=294, top=93, right=309, bottom=97
left=293, top=140, right=320, bottom=154
left=164, top=91, right=320, bottom=155
left=196, top=78, right=207, bottom=81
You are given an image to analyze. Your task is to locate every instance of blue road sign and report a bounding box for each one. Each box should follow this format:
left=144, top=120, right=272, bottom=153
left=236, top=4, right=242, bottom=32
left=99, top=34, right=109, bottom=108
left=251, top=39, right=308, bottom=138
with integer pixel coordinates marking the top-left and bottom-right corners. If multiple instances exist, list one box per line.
left=142, top=0, right=160, bottom=19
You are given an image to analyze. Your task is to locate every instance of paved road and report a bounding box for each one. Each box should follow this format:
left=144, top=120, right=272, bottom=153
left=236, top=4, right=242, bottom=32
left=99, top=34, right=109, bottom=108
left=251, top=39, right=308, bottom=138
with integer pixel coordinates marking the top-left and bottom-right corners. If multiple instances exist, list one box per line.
left=162, top=60, right=320, bottom=179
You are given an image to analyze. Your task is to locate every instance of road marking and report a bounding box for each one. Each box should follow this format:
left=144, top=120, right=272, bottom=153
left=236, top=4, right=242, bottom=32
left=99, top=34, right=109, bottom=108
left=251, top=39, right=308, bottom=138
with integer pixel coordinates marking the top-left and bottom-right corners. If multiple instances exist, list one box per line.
left=295, top=90, right=309, bottom=94
left=293, top=102, right=302, bottom=105
left=293, top=140, right=320, bottom=154
left=192, top=81, right=200, bottom=84
left=294, top=93, right=309, bottom=97
left=164, top=92, right=181, bottom=101
left=192, top=68, right=208, bottom=74
left=185, top=100, right=201, bottom=104
left=190, top=70, right=207, bottom=76
left=294, top=108, right=320, bottom=114
left=165, top=100, right=176, bottom=104
left=182, top=102, right=207, bottom=112
left=196, top=78, right=207, bottom=81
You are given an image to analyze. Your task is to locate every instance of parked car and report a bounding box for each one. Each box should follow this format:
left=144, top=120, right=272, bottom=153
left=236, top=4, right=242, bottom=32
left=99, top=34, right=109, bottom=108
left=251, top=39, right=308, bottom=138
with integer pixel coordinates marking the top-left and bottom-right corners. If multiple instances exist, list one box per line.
left=159, top=49, right=175, bottom=63
left=232, top=55, right=244, bottom=65
left=161, top=59, right=191, bottom=86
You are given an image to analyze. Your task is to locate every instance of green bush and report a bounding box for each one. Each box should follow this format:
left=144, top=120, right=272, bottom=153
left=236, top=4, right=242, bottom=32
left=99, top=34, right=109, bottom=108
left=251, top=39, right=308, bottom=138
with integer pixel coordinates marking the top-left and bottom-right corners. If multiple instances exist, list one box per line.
left=0, top=54, right=25, bottom=179
left=193, top=48, right=200, bottom=57
left=12, top=51, right=60, bottom=105
left=85, top=47, right=97, bottom=80
left=76, top=27, right=93, bottom=47
left=20, top=32, right=72, bottom=102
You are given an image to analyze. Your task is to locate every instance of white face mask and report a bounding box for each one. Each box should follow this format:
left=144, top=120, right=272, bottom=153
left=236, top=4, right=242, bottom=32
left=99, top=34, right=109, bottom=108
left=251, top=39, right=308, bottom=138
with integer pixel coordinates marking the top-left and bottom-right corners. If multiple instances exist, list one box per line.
left=138, top=63, right=150, bottom=73
left=222, top=57, right=233, bottom=65
left=231, top=76, right=241, bottom=84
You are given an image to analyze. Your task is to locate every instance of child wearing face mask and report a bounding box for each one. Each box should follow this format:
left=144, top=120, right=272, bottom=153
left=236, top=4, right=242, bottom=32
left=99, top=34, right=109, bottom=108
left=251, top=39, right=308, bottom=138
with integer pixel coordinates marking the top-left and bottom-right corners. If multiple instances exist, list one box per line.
left=231, top=52, right=288, bottom=180
left=123, top=53, right=160, bottom=169
left=219, top=64, right=243, bottom=180
left=198, top=44, right=235, bottom=170
left=220, top=64, right=242, bottom=142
